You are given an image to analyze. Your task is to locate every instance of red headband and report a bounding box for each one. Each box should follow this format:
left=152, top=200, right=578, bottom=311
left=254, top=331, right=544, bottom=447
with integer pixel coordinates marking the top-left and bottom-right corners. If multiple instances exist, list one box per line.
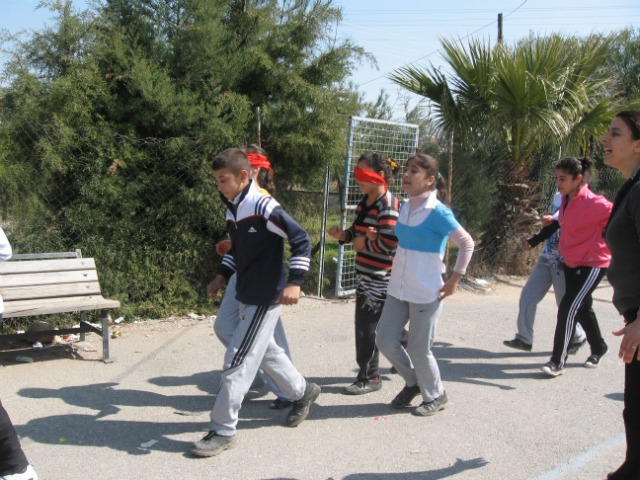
left=354, top=167, right=387, bottom=187
left=245, top=153, right=274, bottom=175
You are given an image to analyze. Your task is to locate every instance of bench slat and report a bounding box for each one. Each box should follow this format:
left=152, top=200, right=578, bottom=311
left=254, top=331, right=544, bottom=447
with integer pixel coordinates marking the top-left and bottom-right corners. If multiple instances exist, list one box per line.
left=0, top=258, right=96, bottom=275
left=0, top=270, right=99, bottom=288
left=3, top=297, right=120, bottom=318
left=0, top=282, right=102, bottom=301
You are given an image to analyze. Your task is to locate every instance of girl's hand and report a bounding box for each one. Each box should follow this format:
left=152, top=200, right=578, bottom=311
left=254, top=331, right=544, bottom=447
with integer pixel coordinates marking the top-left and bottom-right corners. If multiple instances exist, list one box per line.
left=216, top=240, right=232, bottom=256
left=523, top=241, right=533, bottom=252
left=439, top=272, right=462, bottom=301
left=366, top=227, right=378, bottom=241
left=328, top=225, right=346, bottom=241
left=541, top=215, right=554, bottom=226
left=613, top=318, right=640, bottom=364
left=353, top=236, right=366, bottom=252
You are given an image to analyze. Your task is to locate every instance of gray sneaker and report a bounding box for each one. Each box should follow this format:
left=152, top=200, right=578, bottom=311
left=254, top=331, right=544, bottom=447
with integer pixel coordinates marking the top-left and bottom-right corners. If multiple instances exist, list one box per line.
left=413, top=391, right=448, bottom=417
left=391, top=384, right=421, bottom=408
left=286, top=381, right=321, bottom=427
left=190, top=431, right=237, bottom=457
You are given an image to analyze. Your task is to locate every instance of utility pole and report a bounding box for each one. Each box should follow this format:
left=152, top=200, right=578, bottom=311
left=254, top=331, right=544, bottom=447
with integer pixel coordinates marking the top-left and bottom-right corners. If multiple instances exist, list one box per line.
left=255, top=106, right=261, bottom=146
left=497, top=13, right=503, bottom=45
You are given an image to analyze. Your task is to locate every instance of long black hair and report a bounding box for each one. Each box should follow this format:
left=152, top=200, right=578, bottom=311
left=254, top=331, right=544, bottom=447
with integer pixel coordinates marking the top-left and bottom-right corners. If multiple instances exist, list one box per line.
left=555, top=156, right=593, bottom=184
left=240, top=144, right=275, bottom=196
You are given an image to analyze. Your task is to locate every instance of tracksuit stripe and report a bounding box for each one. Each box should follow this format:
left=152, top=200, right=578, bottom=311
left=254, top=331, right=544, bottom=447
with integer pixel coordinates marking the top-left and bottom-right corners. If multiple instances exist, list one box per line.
left=231, top=305, right=268, bottom=368
left=560, top=267, right=600, bottom=366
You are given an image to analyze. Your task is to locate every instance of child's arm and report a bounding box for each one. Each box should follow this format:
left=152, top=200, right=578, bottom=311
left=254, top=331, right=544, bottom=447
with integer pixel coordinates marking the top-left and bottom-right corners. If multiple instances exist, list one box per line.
left=266, top=204, right=312, bottom=305
left=0, top=227, right=11, bottom=262
left=363, top=198, right=399, bottom=254
left=439, top=226, right=474, bottom=301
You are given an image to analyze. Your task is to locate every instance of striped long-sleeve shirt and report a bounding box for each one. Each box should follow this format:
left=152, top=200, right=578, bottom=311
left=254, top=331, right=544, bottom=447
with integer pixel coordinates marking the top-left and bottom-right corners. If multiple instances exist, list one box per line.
left=341, top=191, right=399, bottom=302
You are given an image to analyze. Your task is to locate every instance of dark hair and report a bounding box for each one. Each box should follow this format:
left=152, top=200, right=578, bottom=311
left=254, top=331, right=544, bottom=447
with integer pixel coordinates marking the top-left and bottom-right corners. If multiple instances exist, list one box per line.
left=615, top=110, right=640, bottom=140
left=212, top=148, right=251, bottom=175
left=357, top=151, right=401, bottom=181
left=407, top=153, right=449, bottom=205
left=555, top=156, right=593, bottom=184
left=240, top=144, right=276, bottom=196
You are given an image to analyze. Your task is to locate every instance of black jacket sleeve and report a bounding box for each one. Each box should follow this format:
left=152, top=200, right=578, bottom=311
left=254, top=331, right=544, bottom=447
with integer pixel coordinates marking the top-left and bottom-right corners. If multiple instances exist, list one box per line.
left=527, top=221, right=559, bottom=248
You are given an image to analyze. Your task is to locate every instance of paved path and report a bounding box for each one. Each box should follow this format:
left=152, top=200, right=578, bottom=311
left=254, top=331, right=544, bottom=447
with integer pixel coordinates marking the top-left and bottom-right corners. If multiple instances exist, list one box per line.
left=0, top=279, right=627, bottom=480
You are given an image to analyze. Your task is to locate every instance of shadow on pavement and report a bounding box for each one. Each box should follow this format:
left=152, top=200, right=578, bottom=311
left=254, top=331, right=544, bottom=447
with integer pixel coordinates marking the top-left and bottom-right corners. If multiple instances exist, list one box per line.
left=339, top=457, right=489, bottom=479
left=605, top=392, right=624, bottom=401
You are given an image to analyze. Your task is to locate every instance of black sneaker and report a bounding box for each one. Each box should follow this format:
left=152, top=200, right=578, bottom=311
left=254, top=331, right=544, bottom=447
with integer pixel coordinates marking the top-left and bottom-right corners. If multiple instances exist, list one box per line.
left=391, top=384, right=421, bottom=408
left=503, top=338, right=532, bottom=352
left=567, top=338, right=586, bottom=355
left=584, top=345, right=608, bottom=368
left=413, top=391, right=448, bottom=417
left=541, top=362, right=565, bottom=377
left=344, top=378, right=383, bottom=395
left=286, top=381, right=321, bottom=427
left=190, top=431, right=237, bottom=457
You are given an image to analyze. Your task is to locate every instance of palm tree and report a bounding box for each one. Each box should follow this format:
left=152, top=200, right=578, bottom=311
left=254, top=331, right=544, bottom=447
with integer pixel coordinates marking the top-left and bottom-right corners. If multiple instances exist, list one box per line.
left=389, top=34, right=627, bottom=272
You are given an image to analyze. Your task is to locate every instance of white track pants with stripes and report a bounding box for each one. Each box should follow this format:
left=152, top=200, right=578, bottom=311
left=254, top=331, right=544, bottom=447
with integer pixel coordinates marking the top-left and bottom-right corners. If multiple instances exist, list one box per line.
left=209, top=303, right=306, bottom=436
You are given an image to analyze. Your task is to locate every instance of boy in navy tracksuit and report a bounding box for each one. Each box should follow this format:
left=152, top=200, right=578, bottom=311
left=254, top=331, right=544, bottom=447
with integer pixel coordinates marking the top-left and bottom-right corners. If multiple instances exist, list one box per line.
left=191, top=148, right=320, bottom=457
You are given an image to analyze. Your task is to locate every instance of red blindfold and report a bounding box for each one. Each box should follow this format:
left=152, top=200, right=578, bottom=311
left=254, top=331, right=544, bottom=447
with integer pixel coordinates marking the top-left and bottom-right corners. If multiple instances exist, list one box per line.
left=246, top=153, right=274, bottom=175
left=354, top=167, right=387, bottom=187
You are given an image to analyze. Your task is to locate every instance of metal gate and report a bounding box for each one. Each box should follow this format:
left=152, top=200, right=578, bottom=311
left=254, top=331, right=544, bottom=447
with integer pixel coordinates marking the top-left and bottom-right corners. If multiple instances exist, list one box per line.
left=335, top=116, right=420, bottom=297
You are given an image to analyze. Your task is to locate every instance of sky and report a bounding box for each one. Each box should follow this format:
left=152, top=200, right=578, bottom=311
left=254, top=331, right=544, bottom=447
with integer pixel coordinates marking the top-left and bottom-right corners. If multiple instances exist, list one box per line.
left=1, top=0, right=639, bottom=116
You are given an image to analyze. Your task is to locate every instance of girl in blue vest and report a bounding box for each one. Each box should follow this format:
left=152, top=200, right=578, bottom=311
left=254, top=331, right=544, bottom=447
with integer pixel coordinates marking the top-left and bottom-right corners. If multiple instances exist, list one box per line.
left=376, top=153, right=474, bottom=416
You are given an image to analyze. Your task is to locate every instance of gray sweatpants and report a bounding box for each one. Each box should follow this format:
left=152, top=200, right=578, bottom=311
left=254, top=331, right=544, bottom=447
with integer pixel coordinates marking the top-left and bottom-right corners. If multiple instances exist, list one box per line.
left=515, top=255, right=586, bottom=346
left=376, top=294, right=444, bottom=403
left=209, top=302, right=306, bottom=437
left=214, top=274, right=292, bottom=399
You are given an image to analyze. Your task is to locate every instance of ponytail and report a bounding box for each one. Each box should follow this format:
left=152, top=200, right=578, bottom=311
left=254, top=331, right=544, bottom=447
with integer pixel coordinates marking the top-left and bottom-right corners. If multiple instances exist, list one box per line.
left=257, top=167, right=276, bottom=196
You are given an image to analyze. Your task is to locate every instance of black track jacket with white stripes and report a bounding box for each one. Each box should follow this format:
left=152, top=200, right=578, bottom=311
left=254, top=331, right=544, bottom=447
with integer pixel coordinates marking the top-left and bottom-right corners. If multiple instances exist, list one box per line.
left=217, top=180, right=311, bottom=305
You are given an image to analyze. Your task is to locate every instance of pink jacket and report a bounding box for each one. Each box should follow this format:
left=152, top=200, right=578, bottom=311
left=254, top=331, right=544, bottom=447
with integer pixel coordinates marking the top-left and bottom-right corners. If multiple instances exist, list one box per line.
left=558, top=184, right=612, bottom=268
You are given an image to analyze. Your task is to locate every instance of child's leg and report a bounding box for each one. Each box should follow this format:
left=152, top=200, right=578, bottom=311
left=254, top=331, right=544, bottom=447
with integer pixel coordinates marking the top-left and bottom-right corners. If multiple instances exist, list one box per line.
left=552, top=265, right=606, bottom=367
left=213, top=273, right=240, bottom=349
left=376, top=295, right=415, bottom=384
left=515, top=257, right=554, bottom=345
left=264, top=318, right=293, bottom=400
left=209, top=303, right=299, bottom=437
left=551, top=261, right=586, bottom=344
left=572, top=269, right=607, bottom=356
left=407, top=300, right=444, bottom=402
left=0, top=398, right=29, bottom=477
left=354, top=293, right=383, bottom=381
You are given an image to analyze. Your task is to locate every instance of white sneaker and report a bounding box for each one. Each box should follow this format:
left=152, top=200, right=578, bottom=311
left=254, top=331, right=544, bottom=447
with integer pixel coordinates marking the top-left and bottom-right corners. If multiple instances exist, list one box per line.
left=0, top=464, right=38, bottom=480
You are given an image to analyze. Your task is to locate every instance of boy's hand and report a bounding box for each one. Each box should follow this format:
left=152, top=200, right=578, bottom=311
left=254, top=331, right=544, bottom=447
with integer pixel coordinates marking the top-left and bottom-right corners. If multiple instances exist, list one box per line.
left=216, top=240, right=232, bottom=256
left=366, top=227, right=378, bottom=241
left=353, top=236, right=366, bottom=252
left=278, top=284, right=301, bottom=305
left=541, top=215, right=554, bottom=226
left=328, top=225, right=346, bottom=241
left=206, top=274, right=226, bottom=299
left=523, top=241, right=533, bottom=252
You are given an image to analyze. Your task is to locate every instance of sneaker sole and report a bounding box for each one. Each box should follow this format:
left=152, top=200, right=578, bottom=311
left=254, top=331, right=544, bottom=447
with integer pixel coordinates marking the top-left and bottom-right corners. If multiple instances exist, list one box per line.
left=541, top=366, right=565, bottom=377
left=412, top=401, right=448, bottom=417
left=583, top=361, right=601, bottom=369
left=190, top=439, right=237, bottom=457
left=286, top=384, right=321, bottom=427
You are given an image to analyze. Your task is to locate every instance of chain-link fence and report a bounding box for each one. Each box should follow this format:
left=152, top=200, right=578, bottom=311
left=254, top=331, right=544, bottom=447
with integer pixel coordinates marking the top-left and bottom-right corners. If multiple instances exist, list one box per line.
left=335, top=116, right=419, bottom=296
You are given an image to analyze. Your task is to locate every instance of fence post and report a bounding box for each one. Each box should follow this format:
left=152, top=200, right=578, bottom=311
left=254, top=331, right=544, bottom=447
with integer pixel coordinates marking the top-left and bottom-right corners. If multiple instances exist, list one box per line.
left=445, top=131, right=454, bottom=272
left=256, top=106, right=261, bottom=146
left=317, top=164, right=330, bottom=297
left=335, top=117, right=354, bottom=297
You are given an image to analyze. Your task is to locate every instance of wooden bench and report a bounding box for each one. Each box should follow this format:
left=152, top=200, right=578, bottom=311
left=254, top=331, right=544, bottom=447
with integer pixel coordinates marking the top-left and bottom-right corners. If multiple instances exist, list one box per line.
left=0, top=250, right=119, bottom=361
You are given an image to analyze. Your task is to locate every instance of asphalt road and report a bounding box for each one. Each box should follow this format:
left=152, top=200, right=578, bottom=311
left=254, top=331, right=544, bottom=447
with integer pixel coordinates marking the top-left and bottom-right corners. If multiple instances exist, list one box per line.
left=0, top=278, right=628, bottom=480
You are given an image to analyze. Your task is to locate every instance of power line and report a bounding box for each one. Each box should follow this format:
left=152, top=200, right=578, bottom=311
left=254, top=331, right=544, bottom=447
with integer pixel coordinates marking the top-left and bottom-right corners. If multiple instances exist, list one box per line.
left=356, top=0, right=528, bottom=88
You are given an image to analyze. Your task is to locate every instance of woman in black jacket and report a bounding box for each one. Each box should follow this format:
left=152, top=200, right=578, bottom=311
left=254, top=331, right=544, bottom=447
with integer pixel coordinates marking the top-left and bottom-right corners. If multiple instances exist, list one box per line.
left=601, top=110, right=640, bottom=480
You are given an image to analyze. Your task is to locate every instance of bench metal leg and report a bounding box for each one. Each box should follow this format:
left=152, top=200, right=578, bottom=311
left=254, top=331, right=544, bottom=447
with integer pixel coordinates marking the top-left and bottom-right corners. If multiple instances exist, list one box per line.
left=80, top=311, right=86, bottom=342
left=101, top=309, right=111, bottom=363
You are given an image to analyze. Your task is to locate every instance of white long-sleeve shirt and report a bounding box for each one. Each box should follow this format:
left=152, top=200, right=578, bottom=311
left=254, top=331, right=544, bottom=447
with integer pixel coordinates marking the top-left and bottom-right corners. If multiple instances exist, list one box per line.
left=0, top=227, right=13, bottom=314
